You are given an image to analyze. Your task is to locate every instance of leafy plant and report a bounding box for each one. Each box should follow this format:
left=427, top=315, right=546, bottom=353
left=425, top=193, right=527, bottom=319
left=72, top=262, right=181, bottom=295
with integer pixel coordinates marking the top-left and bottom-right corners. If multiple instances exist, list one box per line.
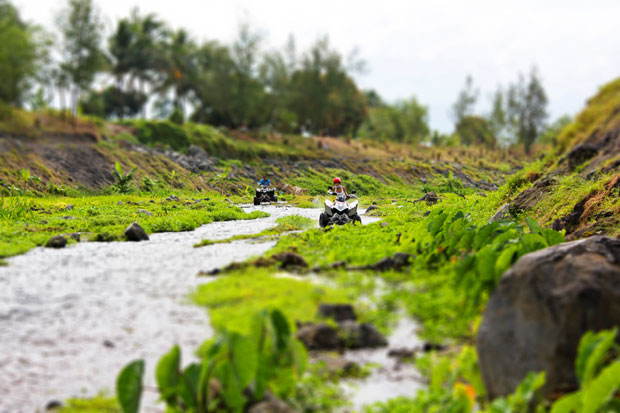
left=112, top=162, right=137, bottom=194
left=551, top=328, right=620, bottom=413
left=116, top=309, right=306, bottom=413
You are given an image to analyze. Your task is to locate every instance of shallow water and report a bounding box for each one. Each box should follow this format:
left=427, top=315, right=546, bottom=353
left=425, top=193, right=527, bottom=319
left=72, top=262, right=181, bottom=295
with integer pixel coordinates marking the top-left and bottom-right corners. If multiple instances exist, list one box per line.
left=0, top=204, right=322, bottom=412
left=342, top=316, right=426, bottom=411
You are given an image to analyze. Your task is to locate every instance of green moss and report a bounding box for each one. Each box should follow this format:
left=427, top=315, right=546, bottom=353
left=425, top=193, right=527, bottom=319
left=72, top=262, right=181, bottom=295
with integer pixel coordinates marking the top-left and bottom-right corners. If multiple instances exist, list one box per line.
left=191, top=270, right=351, bottom=333
left=58, top=395, right=118, bottom=412
left=0, top=193, right=268, bottom=259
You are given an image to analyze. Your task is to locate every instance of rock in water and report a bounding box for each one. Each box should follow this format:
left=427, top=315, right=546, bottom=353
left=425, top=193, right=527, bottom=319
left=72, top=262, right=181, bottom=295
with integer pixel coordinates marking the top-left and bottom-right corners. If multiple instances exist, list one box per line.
left=477, top=236, right=620, bottom=399
left=339, top=321, right=388, bottom=349
left=124, top=222, right=149, bottom=241
left=296, top=323, right=339, bottom=350
left=317, top=303, right=357, bottom=322
left=45, top=235, right=67, bottom=249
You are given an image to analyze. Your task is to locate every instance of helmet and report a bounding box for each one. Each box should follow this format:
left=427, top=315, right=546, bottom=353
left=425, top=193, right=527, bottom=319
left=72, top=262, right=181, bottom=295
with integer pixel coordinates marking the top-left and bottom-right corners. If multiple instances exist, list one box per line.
left=333, top=177, right=341, bottom=184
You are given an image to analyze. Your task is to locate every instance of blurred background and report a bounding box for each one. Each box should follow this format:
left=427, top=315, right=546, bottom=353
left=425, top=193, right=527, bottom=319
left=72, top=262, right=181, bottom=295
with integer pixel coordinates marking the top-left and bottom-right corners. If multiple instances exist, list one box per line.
left=3, top=0, right=620, bottom=150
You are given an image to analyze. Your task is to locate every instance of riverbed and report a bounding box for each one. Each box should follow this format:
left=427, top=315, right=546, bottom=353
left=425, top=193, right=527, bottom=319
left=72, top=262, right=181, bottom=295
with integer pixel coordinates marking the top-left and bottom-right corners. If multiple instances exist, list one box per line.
left=0, top=204, right=420, bottom=412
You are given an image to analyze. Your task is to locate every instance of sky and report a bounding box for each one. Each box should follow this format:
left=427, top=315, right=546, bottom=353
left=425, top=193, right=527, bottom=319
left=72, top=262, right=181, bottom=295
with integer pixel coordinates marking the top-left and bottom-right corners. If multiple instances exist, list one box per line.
left=13, top=0, right=620, bottom=133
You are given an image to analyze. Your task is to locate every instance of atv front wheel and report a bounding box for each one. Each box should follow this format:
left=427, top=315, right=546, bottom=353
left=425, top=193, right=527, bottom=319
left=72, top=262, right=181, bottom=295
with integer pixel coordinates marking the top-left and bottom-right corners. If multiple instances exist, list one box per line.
left=352, top=215, right=362, bottom=224
left=253, top=197, right=260, bottom=206
left=319, top=213, right=329, bottom=227
left=273, top=195, right=278, bottom=203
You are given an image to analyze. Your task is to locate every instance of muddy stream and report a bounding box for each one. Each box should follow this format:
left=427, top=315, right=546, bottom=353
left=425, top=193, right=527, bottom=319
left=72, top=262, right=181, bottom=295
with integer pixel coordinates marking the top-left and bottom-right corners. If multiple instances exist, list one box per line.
left=0, top=205, right=422, bottom=412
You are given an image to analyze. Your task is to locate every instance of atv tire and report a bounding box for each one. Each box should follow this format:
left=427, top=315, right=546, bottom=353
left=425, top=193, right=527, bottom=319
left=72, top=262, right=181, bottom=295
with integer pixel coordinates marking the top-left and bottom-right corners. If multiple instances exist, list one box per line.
left=253, top=197, right=260, bottom=206
left=352, top=214, right=362, bottom=224
left=273, top=195, right=278, bottom=203
left=319, top=213, right=329, bottom=228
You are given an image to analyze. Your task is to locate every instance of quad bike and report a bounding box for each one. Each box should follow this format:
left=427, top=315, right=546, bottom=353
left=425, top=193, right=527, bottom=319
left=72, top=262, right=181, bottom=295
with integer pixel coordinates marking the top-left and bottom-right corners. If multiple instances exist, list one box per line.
left=319, top=190, right=361, bottom=227
left=254, top=187, right=278, bottom=205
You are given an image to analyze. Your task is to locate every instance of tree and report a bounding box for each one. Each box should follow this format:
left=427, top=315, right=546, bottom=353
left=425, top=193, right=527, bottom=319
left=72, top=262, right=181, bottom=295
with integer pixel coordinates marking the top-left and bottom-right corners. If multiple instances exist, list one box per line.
left=506, top=67, right=548, bottom=153
left=456, top=115, right=496, bottom=147
left=450, top=75, right=478, bottom=126
left=57, top=0, right=105, bottom=115
left=0, top=0, right=46, bottom=105
left=488, top=87, right=509, bottom=146
left=358, top=97, right=429, bottom=143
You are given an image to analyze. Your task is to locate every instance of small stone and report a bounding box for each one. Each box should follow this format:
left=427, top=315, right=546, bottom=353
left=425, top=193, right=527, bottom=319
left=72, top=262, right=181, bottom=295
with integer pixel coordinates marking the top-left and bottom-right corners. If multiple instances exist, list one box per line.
left=64, top=204, right=74, bottom=210
left=317, top=303, right=357, bottom=322
left=366, top=205, right=379, bottom=212
left=124, top=222, right=149, bottom=242
left=46, top=400, right=63, bottom=410
left=61, top=216, right=76, bottom=220
left=117, top=201, right=123, bottom=205
left=103, top=340, right=115, bottom=348
left=137, top=209, right=153, bottom=216
left=380, top=222, right=389, bottom=227
left=271, top=252, right=308, bottom=268
left=45, top=235, right=67, bottom=249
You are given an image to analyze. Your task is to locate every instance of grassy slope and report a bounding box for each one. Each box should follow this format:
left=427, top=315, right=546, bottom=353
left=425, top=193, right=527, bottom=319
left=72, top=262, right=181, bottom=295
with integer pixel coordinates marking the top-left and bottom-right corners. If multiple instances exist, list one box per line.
left=495, top=77, right=620, bottom=238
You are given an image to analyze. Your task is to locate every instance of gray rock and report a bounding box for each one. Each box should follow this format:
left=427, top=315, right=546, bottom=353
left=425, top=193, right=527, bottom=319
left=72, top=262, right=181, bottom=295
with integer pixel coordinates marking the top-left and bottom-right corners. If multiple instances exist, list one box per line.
left=416, top=191, right=440, bottom=205
left=271, top=252, right=308, bottom=269
left=477, top=236, right=620, bottom=399
left=45, top=235, right=67, bottom=249
left=296, top=323, right=339, bottom=350
left=317, top=303, right=356, bottom=322
left=339, top=321, right=388, bottom=349
left=488, top=203, right=511, bottom=223
left=124, top=222, right=149, bottom=242
left=366, top=205, right=379, bottom=213
left=64, top=204, right=74, bottom=210
left=137, top=209, right=153, bottom=216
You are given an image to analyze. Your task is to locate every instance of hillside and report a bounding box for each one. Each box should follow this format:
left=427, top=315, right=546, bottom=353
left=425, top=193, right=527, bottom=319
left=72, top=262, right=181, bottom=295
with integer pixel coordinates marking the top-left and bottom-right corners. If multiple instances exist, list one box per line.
left=496, top=77, right=620, bottom=238
left=0, top=107, right=518, bottom=198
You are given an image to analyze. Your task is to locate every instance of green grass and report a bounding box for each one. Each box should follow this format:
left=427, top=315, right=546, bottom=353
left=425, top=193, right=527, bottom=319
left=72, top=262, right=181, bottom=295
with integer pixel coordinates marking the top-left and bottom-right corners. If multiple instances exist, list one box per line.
left=0, top=193, right=268, bottom=259
left=58, top=395, right=118, bottom=412
left=191, top=270, right=352, bottom=333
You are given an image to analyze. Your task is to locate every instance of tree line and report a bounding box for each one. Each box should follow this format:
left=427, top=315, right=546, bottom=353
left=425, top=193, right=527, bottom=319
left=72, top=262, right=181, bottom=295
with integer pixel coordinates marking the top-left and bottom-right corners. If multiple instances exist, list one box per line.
left=1, top=0, right=562, bottom=150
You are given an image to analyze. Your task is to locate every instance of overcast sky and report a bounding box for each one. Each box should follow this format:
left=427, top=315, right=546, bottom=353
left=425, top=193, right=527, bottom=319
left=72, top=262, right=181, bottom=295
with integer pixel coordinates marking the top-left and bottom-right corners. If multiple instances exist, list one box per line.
left=13, top=0, right=620, bottom=132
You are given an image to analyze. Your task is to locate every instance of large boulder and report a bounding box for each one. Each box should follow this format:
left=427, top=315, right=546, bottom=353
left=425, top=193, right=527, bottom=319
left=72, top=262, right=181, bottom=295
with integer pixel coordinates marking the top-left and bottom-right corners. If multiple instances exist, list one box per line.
left=477, top=236, right=620, bottom=399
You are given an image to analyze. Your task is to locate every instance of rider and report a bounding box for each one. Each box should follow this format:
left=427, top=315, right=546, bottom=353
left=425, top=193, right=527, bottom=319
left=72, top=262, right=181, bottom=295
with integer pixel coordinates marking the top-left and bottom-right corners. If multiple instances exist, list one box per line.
left=259, top=177, right=271, bottom=188
left=331, top=177, right=348, bottom=200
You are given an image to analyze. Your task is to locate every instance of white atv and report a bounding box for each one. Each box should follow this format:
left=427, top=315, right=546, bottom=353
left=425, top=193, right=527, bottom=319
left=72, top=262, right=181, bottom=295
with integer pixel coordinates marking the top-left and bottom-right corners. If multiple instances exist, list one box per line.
left=319, top=190, right=361, bottom=227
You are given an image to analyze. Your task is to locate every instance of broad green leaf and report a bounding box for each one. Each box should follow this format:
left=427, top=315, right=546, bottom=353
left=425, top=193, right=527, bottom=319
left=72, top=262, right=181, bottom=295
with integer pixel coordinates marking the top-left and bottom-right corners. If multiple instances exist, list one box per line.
left=215, top=332, right=259, bottom=412
left=551, top=392, right=581, bottom=413
left=115, top=161, right=123, bottom=176
left=155, top=345, right=181, bottom=406
left=526, top=217, right=542, bottom=234
left=494, top=244, right=519, bottom=278
left=582, top=360, right=620, bottom=413
left=116, top=359, right=144, bottom=413
left=270, top=309, right=291, bottom=352
left=475, top=246, right=497, bottom=280
left=178, top=363, right=202, bottom=409
left=542, top=228, right=565, bottom=246
left=578, top=329, right=618, bottom=386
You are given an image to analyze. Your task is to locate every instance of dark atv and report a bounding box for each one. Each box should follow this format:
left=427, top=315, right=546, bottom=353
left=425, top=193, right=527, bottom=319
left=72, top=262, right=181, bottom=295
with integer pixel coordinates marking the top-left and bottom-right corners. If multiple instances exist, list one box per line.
left=319, top=190, right=361, bottom=227
left=254, top=187, right=278, bottom=205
